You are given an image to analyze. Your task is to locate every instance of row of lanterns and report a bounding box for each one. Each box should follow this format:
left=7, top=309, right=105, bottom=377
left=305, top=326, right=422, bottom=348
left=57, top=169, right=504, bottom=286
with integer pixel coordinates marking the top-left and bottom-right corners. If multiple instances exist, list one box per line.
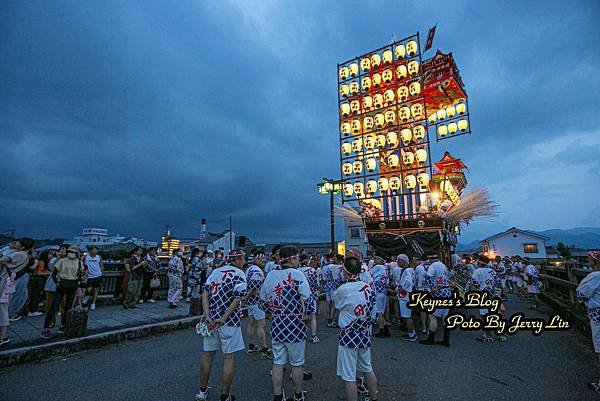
left=427, top=102, right=467, bottom=123
left=340, top=83, right=421, bottom=115
left=341, top=126, right=426, bottom=155
left=342, top=147, right=428, bottom=175
left=341, top=104, right=425, bottom=135
left=339, top=61, right=420, bottom=96
left=343, top=172, right=430, bottom=197
left=438, top=119, right=469, bottom=136
left=338, top=40, right=419, bottom=80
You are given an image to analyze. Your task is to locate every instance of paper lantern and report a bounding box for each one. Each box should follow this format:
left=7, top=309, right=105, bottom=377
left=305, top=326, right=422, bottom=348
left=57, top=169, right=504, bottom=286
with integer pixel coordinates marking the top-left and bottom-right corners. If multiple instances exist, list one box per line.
left=382, top=50, right=393, bottom=65
left=409, top=81, right=421, bottom=97
left=415, top=148, right=427, bottom=163
left=411, top=103, right=423, bottom=120
left=404, top=174, right=417, bottom=190
left=387, top=154, right=400, bottom=167
left=378, top=177, right=389, bottom=191
left=343, top=184, right=353, bottom=197
left=349, top=63, right=359, bottom=77
left=438, top=125, right=448, bottom=137
left=384, top=109, right=396, bottom=126
left=384, top=89, right=395, bottom=105
left=395, top=44, right=406, bottom=59
left=376, top=134, right=386, bottom=148
left=372, top=73, right=382, bottom=88
left=413, top=125, right=425, bottom=140
left=364, top=135, right=375, bottom=150
left=373, top=93, right=383, bottom=109
left=353, top=182, right=364, bottom=196
left=350, top=100, right=360, bottom=114
left=417, top=172, right=430, bottom=187
left=398, top=106, right=411, bottom=123
left=360, top=57, right=371, bottom=72
left=407, top=60, right=419, bottom=76
left=352, top=160, right=363, bottom=174
left=456, top=103, right=467, bottom=114
left=366, top=158, right=377, bottom=172
left=362, top=76, right=372, bottom=91
left=396, top=65, right=407, bottom=79
left=374, top=113, right=384, bottom=129
left=406, top=40, right=418, bottom=56
left=397, top=86, right=408, bottom=102
left=340, top=84, right=350, bottom=98
left=382, top=69, right=393, bottom=83
left=340, top=103, right=350, bottom=116
left=428, top=114, right=436, bottom=124
left=351, top=119, right=361, bottom=134
left=436, top=108, right=446, bottom=120
left=370, top=53, right=381, bottom=68
left=349, top=82, right=359, bottom=95
left=400, top=128, right=412, bottom=143
left=386, top=131, right=398, bottom=147
left=352, top=138, right=363, bottom=153
left=389, top=176, right=401, bottom=191
left=458, top=119, right=469, bottom=132
left=363, top=116, right=374, bottom=131
left=342, top=162, right=353, bottom=176
left=448, top=122, right=458, bottom=134
left=341, top=142, right=352, bottom=156
left=446, top=105, right=456, bottom=118
left=341, top=122, right=351, bottom=135
left=367, top=179, right=378, bottom=194
left=403, top=151, right=414, bottom=165
left=339, top=67, right=349, bottom=80
left=363, top=95, right=373, bottom=111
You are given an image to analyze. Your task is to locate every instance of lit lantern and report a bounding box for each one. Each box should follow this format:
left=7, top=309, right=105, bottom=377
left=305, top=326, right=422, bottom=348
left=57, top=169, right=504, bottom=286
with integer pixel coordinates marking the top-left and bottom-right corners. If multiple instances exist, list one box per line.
left=382, top=69, right=393, bottom=83
left=341, top=142, right=352, bottom=156
left=404, top=174, right=417, bottom=190
left=436, top=108, right=446, bottom=120
left=448, top=122, right=458, bottom=134
left=366, top=158, right=377, bottom=172
left=340, top=84, right=350, bottom=98
left=370, top=53, right=381, bottom=68
left=395, top=44, right=406, bottom=59
left=402, top=151, right=414, bottom=165
left=351, top=119, right=361, bottom=134
left=364, top=135, right=375, bottom=150
left=343, top=183, right=353, bottom=197
left=384, top=89, right=395, bottom=105
left=406, top=40, right=418, bottom=56
left=389, top=176, right=401, bottom=191
left=398, top=106, right=411, bottom=123
left=417, top=172, right=430, bottom=187
left=349, top=82, right=359, bottom=95
left=350, top=100, right=360, bottom=114
left=353, top=182, right=364, bottom=196
left=396, top=64, right=407, bottom=79
left=360, top=57, right=371, bottom=72
left=342, top=162, right=353, bottom=176
left=339, top=66, right=349, bottom=80
left=367, top=179, right=378, bottom=194
left=446, top=106, right=455, bottom=119
left=428, top=114, right=436, bottom=124
left=372, top=73, right=382, bottom=87
left=411, top=103, right=423, bottom=120
left=363, top=116, right=374, bottom=131
left=363, top=95, right=373, bottom=111
left=374, top=113, right=384, bottom=129
left=352, top=160, right=363, bottom=174
left=438, top=124, right=448, bottom=137
left=384, top=109, right=396, bottom=126
left=409, top=81, right=421, bottom=97
left=397, top=86, right=408, bottom=102
left=456, top=103, right=467, bottom=114
left=387, top=154, right=400, bottom=167
left=352, top=138, right=363, bottom=153
left=415, top=148, right=427, bottom=163
left=458, top=119, right=469, bottom=132
left=382, top=50, right=393, bottom=65
left=373, top=93, right=383, bottom=109
left=376, top=134, right=386, bottom=148
left=386, top=131, right=398, bottom=147
left=400, top=128, right=412, bottom=143
left=340, top=103, right=350, bottom=116
left=413, top=125, right=425, bottom=140
left=362, top=76, right=372, bottom=91
left=341, top=122, right=351, bottom=135
left=349, top=63, right=359, bottom=77
left=407, top=60, right=419, bottom=76
left=378, top=177, right=389, bottom=191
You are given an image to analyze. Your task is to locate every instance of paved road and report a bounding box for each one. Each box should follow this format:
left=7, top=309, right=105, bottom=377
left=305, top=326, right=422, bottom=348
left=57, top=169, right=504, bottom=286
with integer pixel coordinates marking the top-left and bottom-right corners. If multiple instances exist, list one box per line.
left=3, top=295, right=597, bottom=401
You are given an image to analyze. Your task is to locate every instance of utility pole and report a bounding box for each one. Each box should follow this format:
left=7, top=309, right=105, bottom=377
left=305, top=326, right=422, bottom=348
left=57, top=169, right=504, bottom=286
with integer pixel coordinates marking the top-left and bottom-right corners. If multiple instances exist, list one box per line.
left=229, top=215, right=233, bottom=251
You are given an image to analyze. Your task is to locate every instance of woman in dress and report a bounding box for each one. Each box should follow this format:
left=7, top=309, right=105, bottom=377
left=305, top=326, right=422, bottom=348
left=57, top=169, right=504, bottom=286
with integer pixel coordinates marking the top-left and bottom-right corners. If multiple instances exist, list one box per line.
left=167, top=248, right=184, bottom=308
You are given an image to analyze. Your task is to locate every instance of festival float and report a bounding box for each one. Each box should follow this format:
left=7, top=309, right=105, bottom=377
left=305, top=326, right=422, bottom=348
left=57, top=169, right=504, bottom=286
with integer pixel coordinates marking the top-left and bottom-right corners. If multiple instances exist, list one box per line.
left=336, top=30, right=496, bottom=263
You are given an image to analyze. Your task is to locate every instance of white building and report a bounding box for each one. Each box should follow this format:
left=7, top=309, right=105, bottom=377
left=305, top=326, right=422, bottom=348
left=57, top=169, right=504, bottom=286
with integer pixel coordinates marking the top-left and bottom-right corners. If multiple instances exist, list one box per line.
left=189, top=230, right=236, bottom=254
left=72, top=228, right=157, bottom=251
left=481, top=227, right=549, bottom=260
left=343, top=210, right=369, bottom=258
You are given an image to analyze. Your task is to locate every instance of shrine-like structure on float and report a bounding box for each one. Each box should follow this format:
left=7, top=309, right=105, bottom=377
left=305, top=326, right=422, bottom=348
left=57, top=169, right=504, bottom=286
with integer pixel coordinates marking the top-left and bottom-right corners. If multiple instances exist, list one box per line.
left=337, top=32, right=474, bottom=261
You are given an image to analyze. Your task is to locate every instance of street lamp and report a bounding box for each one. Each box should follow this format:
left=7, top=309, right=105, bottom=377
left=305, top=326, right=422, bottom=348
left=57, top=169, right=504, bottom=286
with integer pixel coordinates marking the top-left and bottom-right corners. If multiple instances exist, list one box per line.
left=317, top=177, right=342, bottom=253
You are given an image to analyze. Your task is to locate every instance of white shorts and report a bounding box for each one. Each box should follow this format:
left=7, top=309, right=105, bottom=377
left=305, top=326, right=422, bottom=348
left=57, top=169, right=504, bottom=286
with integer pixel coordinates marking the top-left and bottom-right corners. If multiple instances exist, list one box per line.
left=592, top=320, right=600, bottom=353
left=203, top=325, right=245, bottom=354
left=398, top=299, right=411, bottom=318
left=432, top=308, right=449, bottom=318
left=375, top=293, right=387, bottom=314
left=326, top=290, right=335, bottom=302
left=500, top=279, right=507, bottom=289
left=336, top=345, right=373, bottom=382
left=272, top=340, right=306, bottom=366
left=248, top=304, right=266, bottom=321
left=527, top=285, right=540, bottom=294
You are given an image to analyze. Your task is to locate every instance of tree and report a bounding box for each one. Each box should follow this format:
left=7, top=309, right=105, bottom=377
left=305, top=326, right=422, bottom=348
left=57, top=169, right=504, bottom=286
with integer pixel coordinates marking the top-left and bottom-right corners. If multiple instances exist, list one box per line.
left=556, top=242, right=572, bottom=259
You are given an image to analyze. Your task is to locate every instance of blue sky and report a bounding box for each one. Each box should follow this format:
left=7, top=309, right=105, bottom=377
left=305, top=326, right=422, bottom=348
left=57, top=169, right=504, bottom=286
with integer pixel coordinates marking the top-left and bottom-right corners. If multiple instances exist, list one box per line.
left=1, top=0, right=599, bottom=244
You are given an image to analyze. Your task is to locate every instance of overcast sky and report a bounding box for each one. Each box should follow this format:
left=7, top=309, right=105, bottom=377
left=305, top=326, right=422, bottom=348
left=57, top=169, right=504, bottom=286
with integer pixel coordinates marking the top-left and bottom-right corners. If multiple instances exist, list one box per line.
left=1, top=0, right=599, bottom=244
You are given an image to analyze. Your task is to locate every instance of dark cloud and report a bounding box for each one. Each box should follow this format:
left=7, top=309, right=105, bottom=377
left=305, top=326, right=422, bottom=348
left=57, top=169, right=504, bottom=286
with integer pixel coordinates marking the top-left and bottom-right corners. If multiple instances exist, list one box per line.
left=1, top=0, right=599, bottom=244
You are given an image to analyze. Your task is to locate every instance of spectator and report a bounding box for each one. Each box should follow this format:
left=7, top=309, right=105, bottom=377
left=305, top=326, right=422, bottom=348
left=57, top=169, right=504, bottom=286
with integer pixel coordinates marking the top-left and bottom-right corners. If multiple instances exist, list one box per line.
left=187, top=248, right=202, bottom=301
left=44, top=245, right=68, bottom=328
left=140, top=247, right=160, bottom=303
left=41, top=245, right=84, bottom=338
left=28, top=251, right=50, bottom=317
left=84, top=246, right=104, bottom=310
left=8, top=249, right=37, bottom=321
left=167, top=249, right=184, bottom=308
left=122, top=247, right=147, bottom=310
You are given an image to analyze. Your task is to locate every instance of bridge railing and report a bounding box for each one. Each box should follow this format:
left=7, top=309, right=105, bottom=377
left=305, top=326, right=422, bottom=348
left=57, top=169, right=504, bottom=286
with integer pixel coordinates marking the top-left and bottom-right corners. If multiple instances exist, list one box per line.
left=97, top=263, right=170, bottom=298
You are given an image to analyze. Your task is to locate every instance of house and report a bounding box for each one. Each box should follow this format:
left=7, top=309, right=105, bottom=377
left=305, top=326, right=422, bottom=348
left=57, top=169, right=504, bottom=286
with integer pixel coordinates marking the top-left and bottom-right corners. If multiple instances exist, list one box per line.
left=187, top=230, right=236, bottom=254
left=481, top=227, right=549, bottom=260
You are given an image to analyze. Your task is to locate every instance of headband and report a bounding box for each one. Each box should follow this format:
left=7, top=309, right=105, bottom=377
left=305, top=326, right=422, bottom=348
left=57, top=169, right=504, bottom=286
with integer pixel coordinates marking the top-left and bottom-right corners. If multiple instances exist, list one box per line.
left=589, top=251, right=600, bottom=262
